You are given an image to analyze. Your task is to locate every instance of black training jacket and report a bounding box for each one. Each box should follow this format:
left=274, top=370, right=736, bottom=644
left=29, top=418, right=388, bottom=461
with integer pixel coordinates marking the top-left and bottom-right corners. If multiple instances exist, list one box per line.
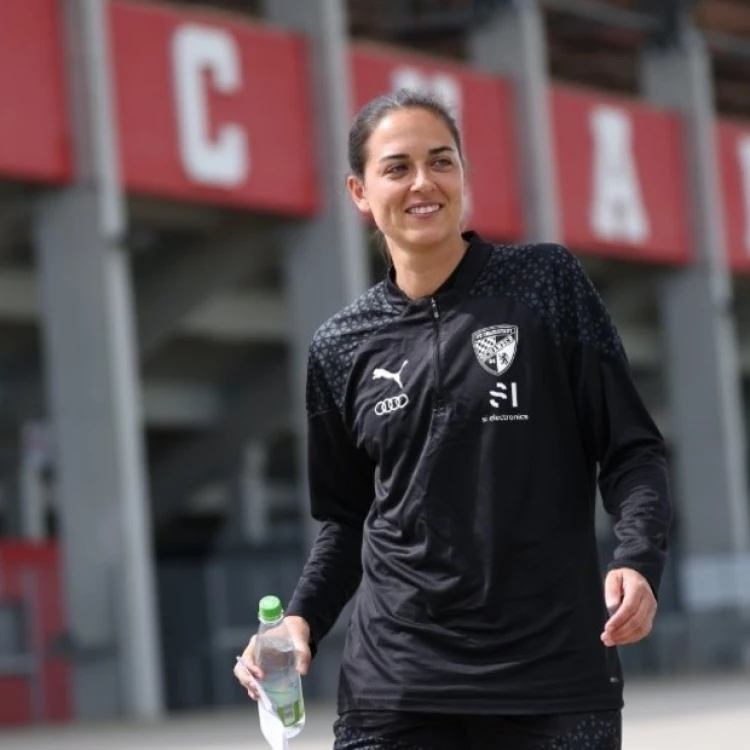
left=287, top=231, right=671, bottom=715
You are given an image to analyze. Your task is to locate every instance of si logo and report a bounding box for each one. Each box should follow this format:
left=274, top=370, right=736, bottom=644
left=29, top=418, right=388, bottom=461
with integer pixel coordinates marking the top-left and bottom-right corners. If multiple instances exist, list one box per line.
left=472, top=325, right=518, bottom=376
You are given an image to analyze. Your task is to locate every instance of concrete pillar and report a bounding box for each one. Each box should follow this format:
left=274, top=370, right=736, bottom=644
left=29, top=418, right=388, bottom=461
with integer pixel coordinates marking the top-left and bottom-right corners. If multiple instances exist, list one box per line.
left=642, top=27, right=750, bottom=664
left=469, top=0, right=560, bottom=243
left=31, top=0, right=163, bottom=719
left=263, top=0, right=369, bottom=697
left=262, top=0, right=369, bottom=519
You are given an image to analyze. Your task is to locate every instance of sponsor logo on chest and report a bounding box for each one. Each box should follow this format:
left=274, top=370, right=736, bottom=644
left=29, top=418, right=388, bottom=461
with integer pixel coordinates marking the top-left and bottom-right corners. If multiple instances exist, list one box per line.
left=472, top=324, right=530, bottom=424
left=472, top=325, right=518, bottom=376
left=367, top=323, right=531, bottom=424
left=372, top=360, right=409, bottom=416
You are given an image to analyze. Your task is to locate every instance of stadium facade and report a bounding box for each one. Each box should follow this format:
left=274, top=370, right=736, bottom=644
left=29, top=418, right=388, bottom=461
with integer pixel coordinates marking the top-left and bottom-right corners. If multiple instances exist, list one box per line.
left=0, top=0, right=748, bottom=726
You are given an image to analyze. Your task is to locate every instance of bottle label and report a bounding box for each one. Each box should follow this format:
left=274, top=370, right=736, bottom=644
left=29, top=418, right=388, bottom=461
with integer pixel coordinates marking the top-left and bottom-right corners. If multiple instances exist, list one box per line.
left=264, top=682, right=304, bottom=727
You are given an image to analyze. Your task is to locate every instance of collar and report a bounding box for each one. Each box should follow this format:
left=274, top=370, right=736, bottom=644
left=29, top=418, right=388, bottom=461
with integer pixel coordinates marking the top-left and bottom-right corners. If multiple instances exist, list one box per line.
left=383, top=230, right=491, bottom=310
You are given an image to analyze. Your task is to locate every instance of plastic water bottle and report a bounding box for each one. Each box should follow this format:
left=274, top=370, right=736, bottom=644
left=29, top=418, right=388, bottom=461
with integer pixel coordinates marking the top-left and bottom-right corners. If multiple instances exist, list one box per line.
left=254, top=595, right=306, bottom=739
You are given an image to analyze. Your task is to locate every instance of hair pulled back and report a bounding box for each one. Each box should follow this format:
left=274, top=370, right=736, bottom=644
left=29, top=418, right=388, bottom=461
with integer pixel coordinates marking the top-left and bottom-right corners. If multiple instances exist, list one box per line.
left=348, top=88, right=465, bottom=180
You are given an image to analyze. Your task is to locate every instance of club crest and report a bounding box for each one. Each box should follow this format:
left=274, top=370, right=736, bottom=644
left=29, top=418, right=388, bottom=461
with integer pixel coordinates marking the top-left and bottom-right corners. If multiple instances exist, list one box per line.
left=472, top=325, right=519, bottom=376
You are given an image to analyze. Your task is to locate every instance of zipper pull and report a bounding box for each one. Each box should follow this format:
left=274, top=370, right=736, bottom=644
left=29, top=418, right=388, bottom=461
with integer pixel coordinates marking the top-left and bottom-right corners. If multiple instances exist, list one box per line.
left=430, top=298, right=440, bottom=319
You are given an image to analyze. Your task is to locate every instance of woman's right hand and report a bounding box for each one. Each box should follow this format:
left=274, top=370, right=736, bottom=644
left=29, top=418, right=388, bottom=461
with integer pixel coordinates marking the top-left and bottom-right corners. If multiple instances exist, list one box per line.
left=233, top=615, right=312, bottom=702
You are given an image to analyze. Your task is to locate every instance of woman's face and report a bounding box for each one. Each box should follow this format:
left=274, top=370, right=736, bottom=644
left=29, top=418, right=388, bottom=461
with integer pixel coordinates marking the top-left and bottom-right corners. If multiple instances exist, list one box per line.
left=348, top=108, right=466, bottom=253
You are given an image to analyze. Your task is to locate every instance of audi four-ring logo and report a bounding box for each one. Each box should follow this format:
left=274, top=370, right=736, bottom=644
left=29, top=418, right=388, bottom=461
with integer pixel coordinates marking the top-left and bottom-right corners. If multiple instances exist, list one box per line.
left=374, top=393, right=409, bottom=415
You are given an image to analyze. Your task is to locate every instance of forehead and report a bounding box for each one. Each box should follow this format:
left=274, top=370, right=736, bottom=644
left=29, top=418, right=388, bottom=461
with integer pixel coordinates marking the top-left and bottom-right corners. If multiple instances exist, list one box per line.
left=367, top=108, right=456, bottom=156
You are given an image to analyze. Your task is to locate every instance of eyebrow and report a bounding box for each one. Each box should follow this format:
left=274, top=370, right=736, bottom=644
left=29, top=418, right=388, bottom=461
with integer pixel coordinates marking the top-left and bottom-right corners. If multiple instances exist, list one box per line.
left=379, top=145, right=455, bottom=162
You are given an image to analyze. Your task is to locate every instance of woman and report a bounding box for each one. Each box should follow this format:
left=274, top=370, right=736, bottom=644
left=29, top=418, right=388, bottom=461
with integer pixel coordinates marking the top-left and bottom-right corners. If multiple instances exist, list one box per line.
left=234, top=89, right=671, bottom=750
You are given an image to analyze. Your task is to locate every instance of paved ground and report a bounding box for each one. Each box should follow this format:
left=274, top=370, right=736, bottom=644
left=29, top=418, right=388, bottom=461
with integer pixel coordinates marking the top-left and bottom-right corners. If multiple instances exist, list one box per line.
left=2, top=673, right=748, bottom=749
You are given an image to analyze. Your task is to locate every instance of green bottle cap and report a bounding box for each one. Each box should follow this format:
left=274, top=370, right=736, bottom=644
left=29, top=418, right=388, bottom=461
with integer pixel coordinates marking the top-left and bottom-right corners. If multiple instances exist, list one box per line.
left=258, top=595, right=283, bottom=622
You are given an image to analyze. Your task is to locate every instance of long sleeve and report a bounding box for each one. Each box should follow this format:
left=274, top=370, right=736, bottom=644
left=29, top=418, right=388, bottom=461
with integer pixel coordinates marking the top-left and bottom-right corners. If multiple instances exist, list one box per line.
left=557, top=248, right=673, bottom=598
left=286, top=347, right=375, bottom=651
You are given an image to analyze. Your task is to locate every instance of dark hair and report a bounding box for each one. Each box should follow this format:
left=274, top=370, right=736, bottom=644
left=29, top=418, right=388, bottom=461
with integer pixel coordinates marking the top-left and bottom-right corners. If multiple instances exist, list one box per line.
left=348, top=88, right=465, bottom=179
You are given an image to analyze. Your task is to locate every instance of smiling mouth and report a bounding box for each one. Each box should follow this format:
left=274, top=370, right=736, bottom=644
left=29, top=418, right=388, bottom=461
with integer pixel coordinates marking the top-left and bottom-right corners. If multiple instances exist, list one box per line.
left=405, top=204, right=442, bottom=215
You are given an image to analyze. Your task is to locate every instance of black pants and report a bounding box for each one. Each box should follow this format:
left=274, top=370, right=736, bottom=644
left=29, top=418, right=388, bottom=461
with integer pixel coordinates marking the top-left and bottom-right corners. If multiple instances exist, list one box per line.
left=333, top=709, right=621, bottom=750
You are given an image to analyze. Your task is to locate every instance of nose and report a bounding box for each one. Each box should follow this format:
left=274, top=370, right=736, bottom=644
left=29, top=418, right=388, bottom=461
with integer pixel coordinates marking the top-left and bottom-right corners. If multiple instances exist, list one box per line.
left=411, top=166, right=435, bottom=192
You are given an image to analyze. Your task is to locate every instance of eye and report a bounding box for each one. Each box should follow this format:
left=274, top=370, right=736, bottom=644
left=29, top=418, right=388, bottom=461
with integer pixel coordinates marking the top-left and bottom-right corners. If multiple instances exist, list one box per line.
left=385, top=163, right=408, bottom=176
left=433, top=157, right=453, bottom=168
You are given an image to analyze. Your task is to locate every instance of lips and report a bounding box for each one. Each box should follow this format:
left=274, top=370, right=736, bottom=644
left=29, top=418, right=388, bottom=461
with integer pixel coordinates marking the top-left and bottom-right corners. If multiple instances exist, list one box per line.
left=405, top=203, right=442, bottom=215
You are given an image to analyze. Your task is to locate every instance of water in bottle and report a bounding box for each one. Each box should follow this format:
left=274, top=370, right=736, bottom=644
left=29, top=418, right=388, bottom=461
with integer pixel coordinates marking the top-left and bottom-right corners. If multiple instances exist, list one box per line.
left=254, top=595, right=306, bottom=739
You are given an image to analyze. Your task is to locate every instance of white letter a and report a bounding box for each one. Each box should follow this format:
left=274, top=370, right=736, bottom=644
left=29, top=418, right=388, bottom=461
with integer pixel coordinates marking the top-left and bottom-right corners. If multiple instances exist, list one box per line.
left=590, top=107, right=649, bottom=243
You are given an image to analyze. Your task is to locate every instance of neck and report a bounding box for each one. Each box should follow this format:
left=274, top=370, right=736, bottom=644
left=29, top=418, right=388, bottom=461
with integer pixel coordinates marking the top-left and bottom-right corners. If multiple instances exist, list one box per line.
left=388, top=233, right=468, bottom=300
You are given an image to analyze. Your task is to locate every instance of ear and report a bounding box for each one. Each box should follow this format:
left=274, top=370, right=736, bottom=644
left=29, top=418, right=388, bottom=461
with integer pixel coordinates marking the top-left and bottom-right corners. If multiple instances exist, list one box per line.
left=346, top=175, right=371, bottom=216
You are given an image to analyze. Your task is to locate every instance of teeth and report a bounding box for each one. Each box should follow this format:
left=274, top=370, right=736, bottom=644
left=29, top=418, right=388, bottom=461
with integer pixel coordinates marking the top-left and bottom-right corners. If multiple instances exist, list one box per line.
left=408, top=204, right=440, bottom=215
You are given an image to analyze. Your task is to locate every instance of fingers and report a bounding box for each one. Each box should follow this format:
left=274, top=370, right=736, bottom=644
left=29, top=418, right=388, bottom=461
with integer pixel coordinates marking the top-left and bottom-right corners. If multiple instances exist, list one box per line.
left=284, top=615, right=312, bottom=676
left=295, top=642, right=312, bottom=676
left=233, top=660, right=261, bottom=701
left=604, top=569, right=624, bottom=614
left=233, top=635, right=265, bottom=701
left=239, top=637, right=264, bottom=680
left=603, top=586, right=643, bottom=635
left=601, top=569, right=657, bottom=647
left=602, top=594, right=652, bottom=646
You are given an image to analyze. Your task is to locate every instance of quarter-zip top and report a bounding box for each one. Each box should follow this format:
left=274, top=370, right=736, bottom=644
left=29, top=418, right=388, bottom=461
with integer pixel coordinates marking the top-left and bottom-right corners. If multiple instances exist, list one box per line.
left=289, top=231, right=671, bottom=716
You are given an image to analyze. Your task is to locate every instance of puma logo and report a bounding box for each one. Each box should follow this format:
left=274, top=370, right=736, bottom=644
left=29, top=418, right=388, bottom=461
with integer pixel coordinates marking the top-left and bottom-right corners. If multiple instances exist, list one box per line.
left=372, top=360, right=408, bottom=390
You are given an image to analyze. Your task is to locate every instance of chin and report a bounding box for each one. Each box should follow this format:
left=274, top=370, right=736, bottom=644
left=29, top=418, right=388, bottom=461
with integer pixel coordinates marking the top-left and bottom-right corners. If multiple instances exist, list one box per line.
left=406, top=228, right=452, bottom=249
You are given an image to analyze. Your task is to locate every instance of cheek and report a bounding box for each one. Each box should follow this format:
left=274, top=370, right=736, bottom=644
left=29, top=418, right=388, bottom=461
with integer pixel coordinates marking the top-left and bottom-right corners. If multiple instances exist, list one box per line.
left=366, top=185, right=402, bottom=220
left=446, top=175, right=467, bottom=200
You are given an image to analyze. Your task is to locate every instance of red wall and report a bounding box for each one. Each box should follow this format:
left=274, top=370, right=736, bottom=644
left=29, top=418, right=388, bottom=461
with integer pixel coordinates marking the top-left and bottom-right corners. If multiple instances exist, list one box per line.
left=0, top=543, right=72, bottom=726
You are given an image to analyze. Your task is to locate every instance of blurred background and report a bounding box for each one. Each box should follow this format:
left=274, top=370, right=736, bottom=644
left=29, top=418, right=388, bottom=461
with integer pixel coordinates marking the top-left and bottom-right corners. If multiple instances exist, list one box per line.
left=0, top=0, right=749, bottom=742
